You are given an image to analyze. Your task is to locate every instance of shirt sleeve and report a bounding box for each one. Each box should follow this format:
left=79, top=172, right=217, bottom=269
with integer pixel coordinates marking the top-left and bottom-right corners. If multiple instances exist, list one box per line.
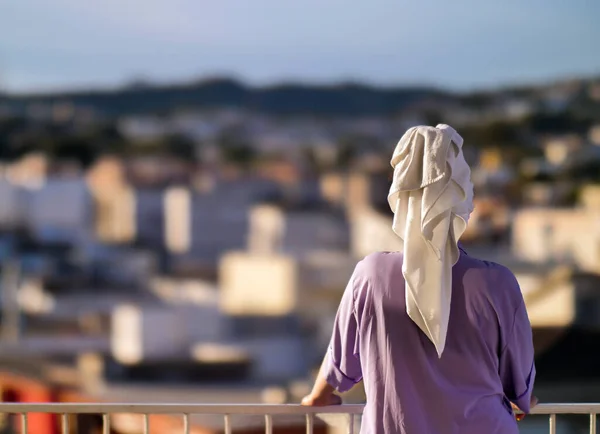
left=499, top=294, right=536, bottom=414
left=324, top=268, right=363, bottom=393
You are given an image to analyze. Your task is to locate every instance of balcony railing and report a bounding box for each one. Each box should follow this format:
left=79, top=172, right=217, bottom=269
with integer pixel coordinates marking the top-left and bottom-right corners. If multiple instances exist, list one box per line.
left=0, top=403, right=598, bottom=434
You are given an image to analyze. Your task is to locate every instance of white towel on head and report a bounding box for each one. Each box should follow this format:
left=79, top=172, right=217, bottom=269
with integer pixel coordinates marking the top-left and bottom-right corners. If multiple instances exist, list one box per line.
left=388, top=124, right=474, bottom=357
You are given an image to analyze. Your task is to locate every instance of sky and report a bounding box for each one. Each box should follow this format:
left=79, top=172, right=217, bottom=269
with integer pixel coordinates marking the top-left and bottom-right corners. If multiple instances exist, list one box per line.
left=0, top=0, right=599, bottom=93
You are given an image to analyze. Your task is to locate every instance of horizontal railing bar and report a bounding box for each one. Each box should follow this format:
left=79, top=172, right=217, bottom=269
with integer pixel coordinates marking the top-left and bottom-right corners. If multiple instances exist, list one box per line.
left=0, top=403, right=365, bottom=415
left=0, top=403, right=597, bottom=416
left=529, top=404, right=600, bottom=415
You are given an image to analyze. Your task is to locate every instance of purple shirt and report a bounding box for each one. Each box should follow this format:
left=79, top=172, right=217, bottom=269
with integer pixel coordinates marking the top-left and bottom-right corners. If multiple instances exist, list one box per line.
left=325, top=249, right=536, bottom=434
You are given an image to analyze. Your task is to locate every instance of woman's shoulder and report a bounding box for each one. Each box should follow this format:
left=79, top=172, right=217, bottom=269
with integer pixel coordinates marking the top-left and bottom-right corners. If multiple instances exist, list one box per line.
left=354, top=251, right=404, bottom=276
left=459, top=254, right=523, bottom=303
left=360, top=250, right=404, bottom=264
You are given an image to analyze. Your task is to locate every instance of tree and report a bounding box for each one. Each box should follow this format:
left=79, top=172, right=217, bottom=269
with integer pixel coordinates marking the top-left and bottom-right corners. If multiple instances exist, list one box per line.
left=520, top=112, right=591, bottom=135
left=461, top=121, right=522, bottom=148
left=163, top=134, right=197, bottom=161
left=50, top=136, right=98, bottom=167
left=220, top=143, right=256, bottom=167
left=336, top=136, right=359, bottom=169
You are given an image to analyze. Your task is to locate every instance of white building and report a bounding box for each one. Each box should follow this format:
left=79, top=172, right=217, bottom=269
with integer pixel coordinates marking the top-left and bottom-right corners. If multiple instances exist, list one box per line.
left=134, top=188, right=165, bottom=249
left=23, top=178, right=93, bottom=245
left=0, top=179, right=23, bottom=228
left=349, top=207, right=402, bottom=258
left=112, top=270, right=309, bottom=381
left=164, top=179, right=280, bottom=267
left=247, top=204, right=349, bottom=258
left=579, top=184, right=600, bottom=209
left=111, top=303, right=225, bottom=365
left=512, top=208, right=600, bottom=273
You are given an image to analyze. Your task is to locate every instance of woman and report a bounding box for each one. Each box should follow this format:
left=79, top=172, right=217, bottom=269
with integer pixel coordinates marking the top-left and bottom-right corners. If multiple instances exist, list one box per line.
left=302, top=125, right=536, bottom=434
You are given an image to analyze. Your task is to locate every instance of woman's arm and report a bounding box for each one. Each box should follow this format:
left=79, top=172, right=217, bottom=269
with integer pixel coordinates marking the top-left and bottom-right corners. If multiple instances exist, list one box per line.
left=301, top=356, right=342, bottom=406
left=301, top=264, right=365, bottom=406
left=499, top=273, right=537, bottom=415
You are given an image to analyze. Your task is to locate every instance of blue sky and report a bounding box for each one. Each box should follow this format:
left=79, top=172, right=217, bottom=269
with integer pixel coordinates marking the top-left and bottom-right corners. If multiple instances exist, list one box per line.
left=0, top=0, right=598, bottom=93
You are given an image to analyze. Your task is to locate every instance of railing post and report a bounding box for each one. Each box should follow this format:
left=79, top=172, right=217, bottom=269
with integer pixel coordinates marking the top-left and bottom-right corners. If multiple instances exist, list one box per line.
left=591, top=413, right=597, bottom=434
left=306, top=413, right=314, bottom=434
left=183, top=413, right=190, bottom=434
left=265, top=414, right=273, bottom=434
left=61, top=413, right=69, bottom=434
left=549, top=414, right=556, bottom=434
left=103, top=414, right=110, bottom=434
left=347, top=413, right=354, bottom=434
left=143, top=413, right=149, bottom=434
left=20, top=413, right=28, bottom=434
left=224, top=414, right=232, bottom=434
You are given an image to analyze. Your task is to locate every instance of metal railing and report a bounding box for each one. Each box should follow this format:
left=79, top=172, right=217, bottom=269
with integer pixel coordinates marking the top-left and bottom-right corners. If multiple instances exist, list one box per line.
left=0, top=403, right=363, bottom=434
left=528, top=404, right=598, bottom=434
left=0, top=403, right=598, bottom=434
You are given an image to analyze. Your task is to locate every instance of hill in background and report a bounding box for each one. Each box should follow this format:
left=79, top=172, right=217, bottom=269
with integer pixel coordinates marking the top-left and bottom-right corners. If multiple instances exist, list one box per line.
left=0, top=77, right=471, bottom=117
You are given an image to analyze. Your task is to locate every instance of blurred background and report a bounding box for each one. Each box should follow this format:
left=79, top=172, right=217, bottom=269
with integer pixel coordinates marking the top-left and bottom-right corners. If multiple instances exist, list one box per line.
left=0, top=1, right=599, bottom=433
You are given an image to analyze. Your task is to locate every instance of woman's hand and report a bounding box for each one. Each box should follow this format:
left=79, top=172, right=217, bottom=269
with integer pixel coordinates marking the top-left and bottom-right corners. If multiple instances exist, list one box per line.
left=301, top=393, right=342, bottom=407
left=512, top=396, right=539, bottom=421
left=302, top=356, right=344, bottom=407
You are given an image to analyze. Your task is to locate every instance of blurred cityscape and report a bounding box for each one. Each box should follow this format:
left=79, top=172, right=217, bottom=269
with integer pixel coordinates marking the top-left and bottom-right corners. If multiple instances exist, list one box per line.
left=0, top=74, right=600, bottom=433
